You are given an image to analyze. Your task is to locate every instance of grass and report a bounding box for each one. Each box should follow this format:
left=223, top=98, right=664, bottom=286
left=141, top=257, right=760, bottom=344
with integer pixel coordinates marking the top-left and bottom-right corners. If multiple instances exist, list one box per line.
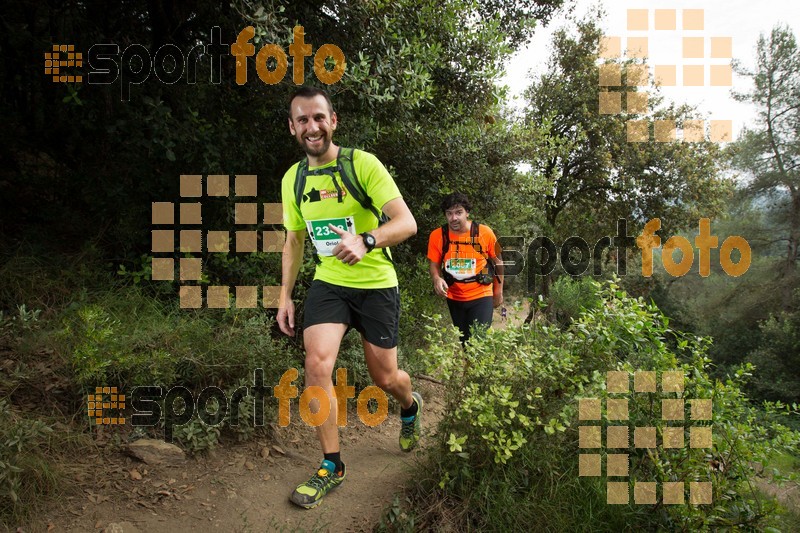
left=0, top=250, right=302, bottom=521
left=760, top=452, right=800, bottom=531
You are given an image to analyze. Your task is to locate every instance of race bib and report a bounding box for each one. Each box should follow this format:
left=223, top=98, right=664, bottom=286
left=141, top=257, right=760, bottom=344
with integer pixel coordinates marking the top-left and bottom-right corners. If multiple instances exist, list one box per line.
left=445, top=257, right=476, bottom=280
left=306, top=217, right=356, bottom=256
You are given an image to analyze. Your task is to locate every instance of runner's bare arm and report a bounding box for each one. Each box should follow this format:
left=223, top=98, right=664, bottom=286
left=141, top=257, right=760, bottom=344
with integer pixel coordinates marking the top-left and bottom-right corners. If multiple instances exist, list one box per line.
left=492, top=241, right=504, bottom=307
left=329, top=197, right=417, bottom=265
left=429, top=260, right=449, bottom=297
left=277, top=230, right=306, bottom=336
left=372, top=197, right=417, bottom=247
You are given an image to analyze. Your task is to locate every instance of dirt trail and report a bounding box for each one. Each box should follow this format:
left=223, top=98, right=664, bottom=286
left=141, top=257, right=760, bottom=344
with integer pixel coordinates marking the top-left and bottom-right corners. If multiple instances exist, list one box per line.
left=23, top=306, right=519, bottom=533
left=29, top=381, right=444, bottom=533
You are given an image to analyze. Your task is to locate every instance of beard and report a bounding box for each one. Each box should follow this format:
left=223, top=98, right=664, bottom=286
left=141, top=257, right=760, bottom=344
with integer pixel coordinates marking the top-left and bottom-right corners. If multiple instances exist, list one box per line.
left=297, top=134, right=331, bottom=157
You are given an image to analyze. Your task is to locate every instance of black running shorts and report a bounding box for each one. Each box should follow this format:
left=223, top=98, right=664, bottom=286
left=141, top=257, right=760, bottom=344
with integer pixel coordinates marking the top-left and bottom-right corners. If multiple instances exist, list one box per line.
left=303, top=280, right=400, bottom=349
left=446, top=296, right=493, bottom=344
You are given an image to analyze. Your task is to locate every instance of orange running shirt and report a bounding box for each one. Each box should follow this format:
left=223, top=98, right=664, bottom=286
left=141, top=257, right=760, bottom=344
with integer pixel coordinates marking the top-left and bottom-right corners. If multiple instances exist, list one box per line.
left=427, top=222, right=498, bottom=302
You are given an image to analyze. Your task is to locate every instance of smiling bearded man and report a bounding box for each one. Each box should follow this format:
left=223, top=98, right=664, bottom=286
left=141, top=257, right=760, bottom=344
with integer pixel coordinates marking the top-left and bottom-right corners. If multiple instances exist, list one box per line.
left=277, top=86, right=423, bottom=509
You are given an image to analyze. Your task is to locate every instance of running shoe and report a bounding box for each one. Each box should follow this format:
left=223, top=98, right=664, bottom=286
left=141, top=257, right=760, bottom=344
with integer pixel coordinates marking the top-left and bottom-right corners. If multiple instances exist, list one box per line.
left=399, top=391, right=423, bottom=452
left=289, top=460, right=346, bottom=509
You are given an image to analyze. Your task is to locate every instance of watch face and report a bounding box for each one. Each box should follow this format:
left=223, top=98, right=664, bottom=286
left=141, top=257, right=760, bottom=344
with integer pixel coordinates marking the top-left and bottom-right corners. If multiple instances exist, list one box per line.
left=363, top=233, right=376, bottom=248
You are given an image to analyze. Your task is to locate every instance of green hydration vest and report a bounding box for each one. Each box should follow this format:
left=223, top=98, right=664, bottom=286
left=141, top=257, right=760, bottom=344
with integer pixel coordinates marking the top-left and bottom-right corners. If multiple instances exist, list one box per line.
left=293, top=147, right=392, bottom=264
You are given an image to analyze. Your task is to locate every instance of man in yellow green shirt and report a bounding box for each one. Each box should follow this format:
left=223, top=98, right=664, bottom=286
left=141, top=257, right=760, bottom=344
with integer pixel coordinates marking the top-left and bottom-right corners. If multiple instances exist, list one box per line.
left=277, top=87, right=422, bottom=509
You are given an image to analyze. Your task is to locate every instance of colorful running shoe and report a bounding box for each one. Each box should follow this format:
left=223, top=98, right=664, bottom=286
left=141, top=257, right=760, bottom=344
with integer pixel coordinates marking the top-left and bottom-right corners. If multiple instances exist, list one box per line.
left=399, top=391, right=423, bottom=452
left=289, top=460, right=346, bottom=509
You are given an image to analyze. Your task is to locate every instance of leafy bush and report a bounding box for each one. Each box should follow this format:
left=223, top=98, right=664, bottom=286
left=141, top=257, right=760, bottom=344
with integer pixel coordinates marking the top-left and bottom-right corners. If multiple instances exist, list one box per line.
left=169, top=379, right=271, bottom=454
left=411, top=279, right=800, bottom=531
left=548, top=274, right=603, bottom=325
left=171, top=410, right=222, bottom=454
left=744, top=289, right=800, bottom=405
left=0, top=400, right=56, bottom=522
left=57, top=287, right=299, bottom=389
left=51, top=286, right=302, bottom=455
left=396, top=257, right=449, bottom=371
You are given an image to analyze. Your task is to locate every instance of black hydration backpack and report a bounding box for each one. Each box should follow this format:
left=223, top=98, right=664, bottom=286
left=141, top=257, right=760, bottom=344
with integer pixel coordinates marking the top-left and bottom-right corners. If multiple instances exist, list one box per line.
left=440, top=221, right=495, bottom=286
left=293, top=147, right=392, bottom=264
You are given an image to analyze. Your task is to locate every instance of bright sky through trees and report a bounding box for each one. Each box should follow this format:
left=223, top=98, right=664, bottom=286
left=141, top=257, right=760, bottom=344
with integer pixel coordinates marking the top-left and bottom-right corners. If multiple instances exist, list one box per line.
left=501, top=0, right=800, bottom=140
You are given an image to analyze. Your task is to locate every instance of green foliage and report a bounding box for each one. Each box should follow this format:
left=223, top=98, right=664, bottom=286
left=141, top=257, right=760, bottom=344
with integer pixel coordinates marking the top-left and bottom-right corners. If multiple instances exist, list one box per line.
left=411, top=279, right=800, bottom=531
left=0, top=400, right=56, bottom=522
left=0, top=304, right=42, bottom=344
left=745, top=289, right=800, bottom=403
left=731, top=24, right=800, bottom=273
left=511, top=15, right=733, bottom=308
left=549, top=275, right=603, bottom=325
left=522, top=17, right=729, bottom=240
left=649, top=25, right=800, bottom=410
left=61, top=303, right=179, bottom=387
left=172, top=407, right=223, bottom=454
left=149, top=383, right=265, bottom=455
left=377, top=494, right=418, bottom=532
left=396, top=257, right=450, bottom=359
left=0, top=249, right=115, bottom=312
left=56, top=286, right=299, bottom=391
left=2, top=0, right=561, bottom=265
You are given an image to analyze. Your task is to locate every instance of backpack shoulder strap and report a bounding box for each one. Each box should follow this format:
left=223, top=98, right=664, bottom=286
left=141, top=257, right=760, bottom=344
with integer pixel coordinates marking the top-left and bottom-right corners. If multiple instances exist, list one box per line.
left=470, top=221, right=487, bottom=256
left=338, top=147, right=393, bottom=263
left=337, top=148, right=385, bottom=221
left=294, top=158, right=309, bottom=209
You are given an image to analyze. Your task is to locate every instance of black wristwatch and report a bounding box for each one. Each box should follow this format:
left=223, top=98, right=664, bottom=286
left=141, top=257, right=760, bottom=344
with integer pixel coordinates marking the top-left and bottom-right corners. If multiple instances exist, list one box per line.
left=360, top=232, right=377, bottom=252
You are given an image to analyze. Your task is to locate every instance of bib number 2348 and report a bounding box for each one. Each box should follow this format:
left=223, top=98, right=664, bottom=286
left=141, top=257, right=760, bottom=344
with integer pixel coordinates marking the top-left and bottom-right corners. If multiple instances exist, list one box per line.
left=307, top=217, right=355, bottom=256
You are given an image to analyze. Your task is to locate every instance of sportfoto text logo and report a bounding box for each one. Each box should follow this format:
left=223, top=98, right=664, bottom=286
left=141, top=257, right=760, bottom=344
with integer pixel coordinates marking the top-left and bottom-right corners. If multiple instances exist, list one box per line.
left=46, top=25, right=345, bottom=100
left=89, top=368, right=389, bottom=441
left=497, top=218, right=751, bottom=291
left=150, top=172, right=751, bottom=309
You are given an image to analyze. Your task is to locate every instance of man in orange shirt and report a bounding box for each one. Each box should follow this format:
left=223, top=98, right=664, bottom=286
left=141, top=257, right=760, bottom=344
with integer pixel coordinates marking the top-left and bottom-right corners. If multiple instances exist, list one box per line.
left=427, top=193, right=503, bottom=344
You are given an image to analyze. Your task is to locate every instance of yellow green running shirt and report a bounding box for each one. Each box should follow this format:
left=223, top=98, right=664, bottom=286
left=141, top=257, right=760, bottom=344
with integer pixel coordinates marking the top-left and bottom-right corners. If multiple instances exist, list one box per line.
left=281, top=149, right=401, bottom=289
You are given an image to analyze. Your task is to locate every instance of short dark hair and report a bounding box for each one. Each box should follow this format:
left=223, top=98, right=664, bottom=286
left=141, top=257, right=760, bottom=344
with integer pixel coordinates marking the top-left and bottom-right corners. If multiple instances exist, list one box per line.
left=288, top=86, right=334, bottom=117
left=441, top=192, right=471, bottom=213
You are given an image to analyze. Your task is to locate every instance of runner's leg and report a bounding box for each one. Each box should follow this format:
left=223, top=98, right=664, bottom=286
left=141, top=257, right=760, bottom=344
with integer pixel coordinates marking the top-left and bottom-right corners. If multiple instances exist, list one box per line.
left=361, top=340, right=413, bottom=408
left=465, top=296, right=493, bottom=339
left=304, top=323, right=349, bottom=452
left=446, top=298, right=471, bottom=343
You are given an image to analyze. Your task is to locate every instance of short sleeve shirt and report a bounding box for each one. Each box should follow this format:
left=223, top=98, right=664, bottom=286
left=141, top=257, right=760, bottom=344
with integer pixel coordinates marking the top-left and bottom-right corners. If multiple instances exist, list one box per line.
left=281, top=149, right=401, bottom=289
left=427, top=223, right=498, bottom=302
